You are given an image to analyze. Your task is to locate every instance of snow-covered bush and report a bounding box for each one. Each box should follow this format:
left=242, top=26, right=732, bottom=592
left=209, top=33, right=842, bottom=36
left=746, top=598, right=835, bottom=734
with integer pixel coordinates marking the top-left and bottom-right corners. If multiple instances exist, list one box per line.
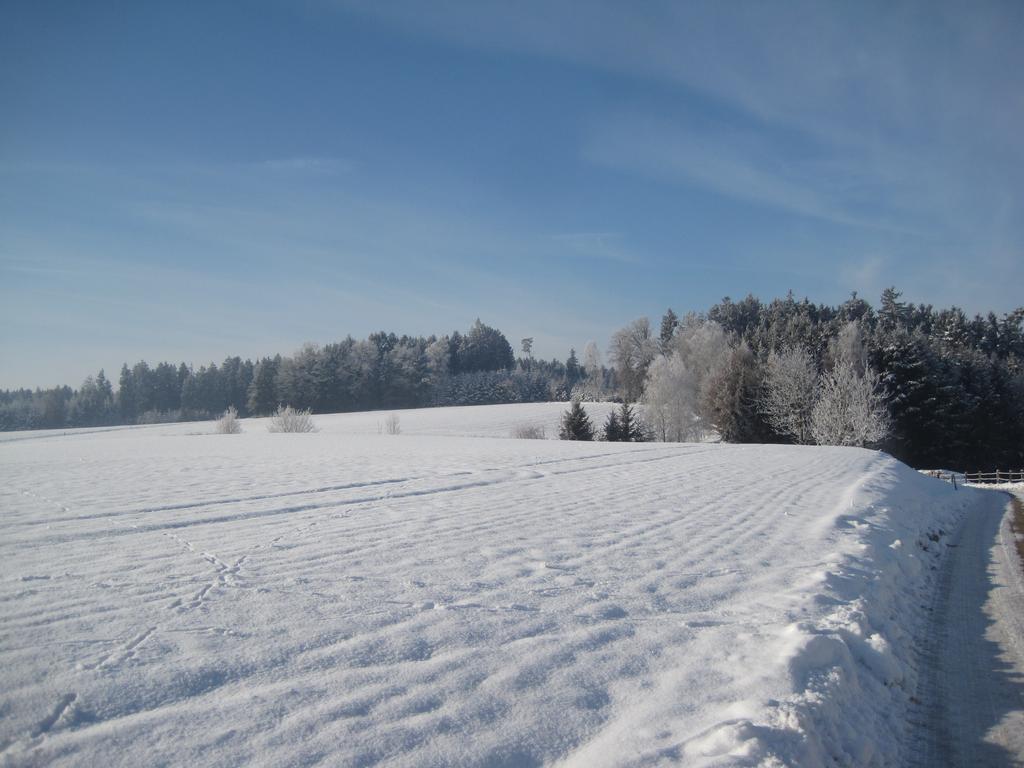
left=384, top=413, right=401, bottom=435
left=267, top=405, right=317, bottom=433
left=215, top=405, right=242, bottom=434
left=511, top=423, right=546, bottom=439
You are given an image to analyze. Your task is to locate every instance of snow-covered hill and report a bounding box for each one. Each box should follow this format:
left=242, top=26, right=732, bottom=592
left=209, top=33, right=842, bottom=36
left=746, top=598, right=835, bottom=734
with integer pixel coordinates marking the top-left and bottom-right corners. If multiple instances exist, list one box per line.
left=0, top=404, right=999, bottom=766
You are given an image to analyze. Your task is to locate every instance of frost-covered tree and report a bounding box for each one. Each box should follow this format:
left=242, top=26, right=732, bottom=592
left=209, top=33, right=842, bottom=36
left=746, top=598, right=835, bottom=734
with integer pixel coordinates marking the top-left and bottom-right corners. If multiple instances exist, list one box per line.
left=670, top=317, right=733, bottom=435
left=425, top=337, right=450, bottom=383
left=829, top=321, right=868, bottom=377
left=609, top=318, right=658, bottom=401
left=759, top=347, right=818, bottom=444
left=811, top=358, right=889, bottom=446
left=643, top=354, right=699, bottom=442
left=573, top=341, right=606, bottom=399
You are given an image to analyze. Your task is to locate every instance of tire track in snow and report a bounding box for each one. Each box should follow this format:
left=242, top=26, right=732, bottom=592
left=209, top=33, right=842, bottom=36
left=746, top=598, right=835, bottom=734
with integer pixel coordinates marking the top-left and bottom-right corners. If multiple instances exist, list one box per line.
left=911, top=492, right=1024, bottom=767
left=25, top=448, right=702, bottom=544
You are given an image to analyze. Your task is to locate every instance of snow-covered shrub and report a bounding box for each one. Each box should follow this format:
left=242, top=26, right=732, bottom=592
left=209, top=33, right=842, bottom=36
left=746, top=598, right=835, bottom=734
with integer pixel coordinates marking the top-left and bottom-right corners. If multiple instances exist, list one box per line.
left=267, top=405, right=317, bottom=433
left=215, top=405, right=242, bottom=434
left=511, top=423, right=546, bottom=439
left=384, top=413, right=401, bottom=435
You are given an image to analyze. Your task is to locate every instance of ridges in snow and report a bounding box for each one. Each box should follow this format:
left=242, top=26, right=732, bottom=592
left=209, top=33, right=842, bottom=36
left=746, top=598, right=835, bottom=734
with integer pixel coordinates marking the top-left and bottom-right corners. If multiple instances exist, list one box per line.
left=0, top=403, right=996, bottom=767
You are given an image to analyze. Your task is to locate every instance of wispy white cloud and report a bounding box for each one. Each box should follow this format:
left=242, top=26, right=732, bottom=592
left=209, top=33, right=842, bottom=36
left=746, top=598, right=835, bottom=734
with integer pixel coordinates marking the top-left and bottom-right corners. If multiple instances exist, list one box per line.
left=582, top=115, right=924, bottom=233
left=338, top=0, right=1024, bottom=250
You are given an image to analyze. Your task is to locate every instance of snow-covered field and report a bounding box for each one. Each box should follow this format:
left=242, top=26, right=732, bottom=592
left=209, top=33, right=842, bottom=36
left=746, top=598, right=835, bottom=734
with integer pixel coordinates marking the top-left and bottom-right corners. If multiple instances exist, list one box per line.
left=0, top=404, right=1000, bottom=766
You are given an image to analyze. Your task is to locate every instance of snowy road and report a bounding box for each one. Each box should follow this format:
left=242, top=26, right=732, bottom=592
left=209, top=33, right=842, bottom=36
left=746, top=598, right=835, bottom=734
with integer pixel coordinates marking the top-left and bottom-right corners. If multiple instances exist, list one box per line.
left=915, top=489, right=1024, bottom=767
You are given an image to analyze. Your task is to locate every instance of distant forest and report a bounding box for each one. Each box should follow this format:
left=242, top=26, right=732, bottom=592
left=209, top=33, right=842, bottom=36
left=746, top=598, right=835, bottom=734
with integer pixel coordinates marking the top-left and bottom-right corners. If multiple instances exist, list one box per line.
left=2, top=291, right=1022, bottom=471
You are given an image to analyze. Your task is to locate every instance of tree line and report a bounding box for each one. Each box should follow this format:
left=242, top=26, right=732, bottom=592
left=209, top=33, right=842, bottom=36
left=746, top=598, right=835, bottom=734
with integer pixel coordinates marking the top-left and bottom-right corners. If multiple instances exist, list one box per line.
left=3, top=290, right=1021, bottom=471
left=0, top=320, right=596, bottom=431
left=602, top=289, right=1023, bottom=470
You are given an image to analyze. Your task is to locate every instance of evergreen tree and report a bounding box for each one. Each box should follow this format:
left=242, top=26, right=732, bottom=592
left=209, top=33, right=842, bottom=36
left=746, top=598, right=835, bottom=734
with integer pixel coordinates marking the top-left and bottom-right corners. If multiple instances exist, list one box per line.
left=604, top=402, right=646, bottom=442
left=564, top=348, right=581, bottom=391
left=659, top=308, right=679, bottom=353
left=559, top=400, right=594, bottom=440
left=247, top=356, right=280, bottom=416
left=603, top=409, right=623, bottom=442
left=152, top=362, right=182, bottom=412
left=118, top=363, right=136, bottom=422
left=701, top=342, right=768, bottom=443
left=459, top=319, right=515, bottom=372
left=872, top=327, right=946, bottom=466
left=621, top=401, right=648, bottom=441
left=878, top=287, right=909, bottom=332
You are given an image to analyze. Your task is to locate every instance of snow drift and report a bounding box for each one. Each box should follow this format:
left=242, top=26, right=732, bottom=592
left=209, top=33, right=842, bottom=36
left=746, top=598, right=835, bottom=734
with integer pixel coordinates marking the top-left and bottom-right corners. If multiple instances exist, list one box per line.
left=0, top=403, right=994, bottom=766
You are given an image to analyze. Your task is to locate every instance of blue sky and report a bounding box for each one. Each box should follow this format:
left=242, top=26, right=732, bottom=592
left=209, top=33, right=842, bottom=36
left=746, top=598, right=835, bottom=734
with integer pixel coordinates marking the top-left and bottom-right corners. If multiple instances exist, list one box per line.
left=2, top=1, right=1022, bottom=389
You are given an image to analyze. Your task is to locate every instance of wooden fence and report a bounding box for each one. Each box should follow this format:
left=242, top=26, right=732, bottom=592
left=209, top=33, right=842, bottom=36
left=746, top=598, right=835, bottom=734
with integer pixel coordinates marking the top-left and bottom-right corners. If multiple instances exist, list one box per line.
left=963, top=470, right=1024, bottom=484
left=924, top=469, right=1024, bottom=488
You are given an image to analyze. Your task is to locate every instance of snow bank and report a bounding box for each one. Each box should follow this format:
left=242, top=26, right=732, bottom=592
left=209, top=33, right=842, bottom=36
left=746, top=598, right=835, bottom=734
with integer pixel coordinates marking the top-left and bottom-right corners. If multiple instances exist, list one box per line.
left=687, top=456, right=992, bottom=767
left=0, top=404, right=995, bottom=766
